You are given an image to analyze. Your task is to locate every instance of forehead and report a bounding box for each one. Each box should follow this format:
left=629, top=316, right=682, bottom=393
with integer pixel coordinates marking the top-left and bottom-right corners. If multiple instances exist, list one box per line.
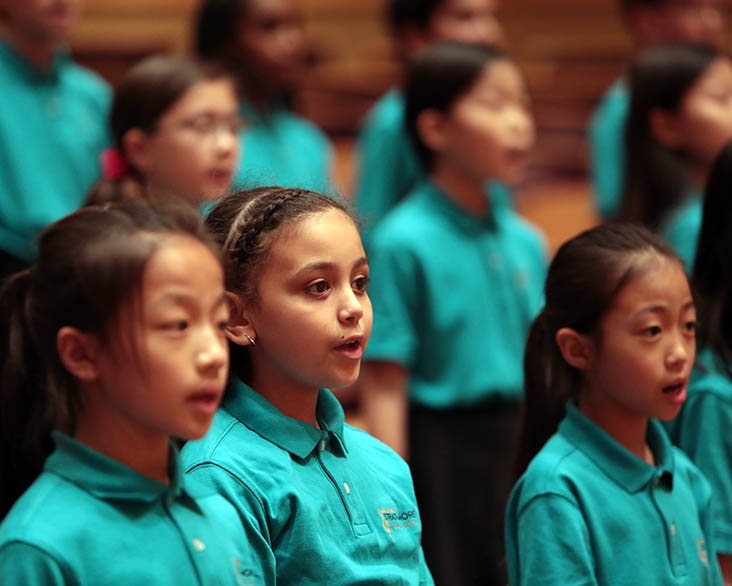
left=433, top=0, right=498, bottom=16
left=267, top=209, right=361, bottom=266
left=159, top=78, right=238, bottom=118
left=608, top=258, right=692, bottom=317
left=241, top=0, right=300, bottom=22
left=142, top=235, right=223, bottom=300
left=461, top=60, right=525, bottom=96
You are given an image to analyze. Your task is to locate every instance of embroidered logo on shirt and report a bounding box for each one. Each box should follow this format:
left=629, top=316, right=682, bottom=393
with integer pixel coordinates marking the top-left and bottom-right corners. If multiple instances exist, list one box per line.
left=697, top=538, right=709, bottom=566
left=378, top=508, right=418, bottom=536
left=232, top=558, right=263, bottom=585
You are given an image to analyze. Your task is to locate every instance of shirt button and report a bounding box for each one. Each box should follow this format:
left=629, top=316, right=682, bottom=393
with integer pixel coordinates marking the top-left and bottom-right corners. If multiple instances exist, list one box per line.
left=343, top=482, right=351, bottom=494
left=320, top=439, right=326, bottom=451
left=192, top=538, right=206, bottom=552
left=670, top=523, right=677, bottom=536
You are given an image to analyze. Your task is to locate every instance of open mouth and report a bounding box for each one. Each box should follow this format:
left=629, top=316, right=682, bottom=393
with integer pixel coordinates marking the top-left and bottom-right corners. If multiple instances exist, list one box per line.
left=662, top=382, right=684, bottom=394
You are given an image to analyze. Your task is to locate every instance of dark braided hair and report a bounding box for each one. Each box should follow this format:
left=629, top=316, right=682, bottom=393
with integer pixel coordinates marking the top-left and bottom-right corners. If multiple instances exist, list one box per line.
left=205, top=187, right=355, bottom=380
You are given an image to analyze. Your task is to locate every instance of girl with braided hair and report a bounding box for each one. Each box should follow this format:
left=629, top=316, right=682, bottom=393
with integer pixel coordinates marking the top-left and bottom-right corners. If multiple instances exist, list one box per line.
left=181, top=186, right=433, bottom=585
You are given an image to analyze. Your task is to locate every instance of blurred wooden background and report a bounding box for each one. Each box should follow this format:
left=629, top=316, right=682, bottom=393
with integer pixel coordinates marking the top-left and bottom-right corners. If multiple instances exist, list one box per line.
left=68, top=0, right=684, bottom=251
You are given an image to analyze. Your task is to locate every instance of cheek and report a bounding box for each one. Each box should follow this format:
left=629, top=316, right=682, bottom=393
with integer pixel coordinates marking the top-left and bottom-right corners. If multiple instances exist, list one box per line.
left=684, top=106, right=732, bottom=161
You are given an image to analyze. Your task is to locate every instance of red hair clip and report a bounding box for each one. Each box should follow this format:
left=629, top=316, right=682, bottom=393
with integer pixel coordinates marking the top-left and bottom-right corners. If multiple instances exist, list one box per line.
left=100, top=148, right=130, bottom=181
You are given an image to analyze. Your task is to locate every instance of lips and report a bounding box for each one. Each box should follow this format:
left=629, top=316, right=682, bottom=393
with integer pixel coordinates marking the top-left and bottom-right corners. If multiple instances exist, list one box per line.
left=187, top=390, right=222, bottom=417
left=334, top=337, right=364, bottom=360
left=662, top=379, right=687, bottom=405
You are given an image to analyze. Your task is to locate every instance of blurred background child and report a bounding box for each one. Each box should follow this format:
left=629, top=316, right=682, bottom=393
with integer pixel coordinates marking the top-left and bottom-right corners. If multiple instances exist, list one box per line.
left=619, top=43, right=732, bottom=271
left=507, top=223, right=721, bottom=586
left=194, top=0, right=335, bottom=194
left=0, top=200, right=262, bottom=583
left=353, top=0, right=504, bottom=237
left=183, top=187, right=433, bottom=586
left=666, top=140, right=732, bottom=583
left=358, top=42, right=546, bottom=586
left=588, top=0, right=725, bottom=220
left=86, top=54, right=241, bottom=207
left=0, top=0, right=110, bottom=279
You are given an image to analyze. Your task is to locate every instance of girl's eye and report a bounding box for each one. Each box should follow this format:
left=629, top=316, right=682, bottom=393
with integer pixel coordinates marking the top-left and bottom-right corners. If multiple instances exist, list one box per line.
left=352, top=276, right=369, bottom=292
left=684, top=320, right=697, bottom=333
left=162, top=320, right=188, bottom=332
left=217, top=319, right=230, bottom=331
left=643, top=325, right=662, bottom=337
left=306, top=280, right=330, bottom=295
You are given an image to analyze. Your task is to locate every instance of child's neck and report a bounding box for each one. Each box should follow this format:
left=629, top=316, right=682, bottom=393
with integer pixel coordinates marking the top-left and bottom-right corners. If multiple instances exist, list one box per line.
left=75, top=415, right=170, bottom=484
left=2, top=29, right=58, bottom=70
left=430, top=164, right=490, bottom=216
left=578, top=395, right=652, bottom=464
left=250, top=372, right=321, bottom=428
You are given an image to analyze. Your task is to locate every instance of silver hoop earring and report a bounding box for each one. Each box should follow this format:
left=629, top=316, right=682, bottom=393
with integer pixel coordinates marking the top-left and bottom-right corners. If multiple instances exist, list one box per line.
left=244, top=333, right=256, bottom=347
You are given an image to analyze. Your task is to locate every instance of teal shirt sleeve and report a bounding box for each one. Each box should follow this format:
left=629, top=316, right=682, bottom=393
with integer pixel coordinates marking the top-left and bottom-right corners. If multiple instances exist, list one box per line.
left=660, top=196, right=702, bottom=274
left=674, top=391, right=732, bottom=553
left=507, top=493, right=598, bottom=586
left=588, top=80, right=629, bottom=220
left=0, top=542, right=70, bottom=584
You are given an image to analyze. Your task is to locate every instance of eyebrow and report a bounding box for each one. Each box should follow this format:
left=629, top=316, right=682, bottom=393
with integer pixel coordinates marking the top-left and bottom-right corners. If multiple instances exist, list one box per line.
left=154, top=291, right=228, bottom=309
left=294, top=256, right=369, bottom=277
left=633, top=299, right=695, bottom=318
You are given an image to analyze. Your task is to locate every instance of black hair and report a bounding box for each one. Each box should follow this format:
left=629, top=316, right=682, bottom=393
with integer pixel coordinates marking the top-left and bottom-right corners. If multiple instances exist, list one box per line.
left=692, top=140, right=732, bottom=376
left=195, top=0, right=248, bottom=60
left=205, top=187, right=354, bottom=382
left=619, top=43, right=720, bottom=227
left=516, top=222, right=683, bottom=477
left=0, top=199, right=220, bottom=518
left=85, top=54, right=232, bottom=206
left=387, top=0, right=447, bottom=31
left=404, top=41, right=510, bottom=169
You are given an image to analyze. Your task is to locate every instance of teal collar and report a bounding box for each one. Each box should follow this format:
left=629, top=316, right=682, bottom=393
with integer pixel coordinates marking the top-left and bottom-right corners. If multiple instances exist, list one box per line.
left=0, top=38, right=69, bottom=82
left=418, top=179, right=499, bottom=233
left=47, top=432, right=187, bottom=503
left=561, top=402, right=674, bottom=493
left=223, top=378, right=348, bottom=459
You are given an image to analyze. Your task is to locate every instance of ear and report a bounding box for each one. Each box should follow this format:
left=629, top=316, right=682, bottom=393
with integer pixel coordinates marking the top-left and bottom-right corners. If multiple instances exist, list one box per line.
left=650, top=107, right=685, bottom=150
left=225, top=292, right=257, bottom=346
left=56, top=326, right=101, bottom=382
left=416, top=108, right=449, bottom=154
left=121, top=128, right=153, bottom=174
left=555, top=327, right=593, bottom=371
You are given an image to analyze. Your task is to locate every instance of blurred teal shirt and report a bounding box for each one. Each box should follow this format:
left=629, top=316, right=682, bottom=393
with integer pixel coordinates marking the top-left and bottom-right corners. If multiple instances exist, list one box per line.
left=588, top=78, right=629, bottom=220
left=234, top=98, right=334, bottom=195
left=354, top=89, right=513, bottom=239
left=0, top=41, right=110, bottom=261
left=661, top=192, right=703, bottom=274
left=506, top=403, right=723, bottom=586
left=364, top=179, right=546, bottom=408
left=0, top=433, right=261, bottom=585
left=182, top=381, right=433, bottom=586
left=667, top=348, right=732, bottom=554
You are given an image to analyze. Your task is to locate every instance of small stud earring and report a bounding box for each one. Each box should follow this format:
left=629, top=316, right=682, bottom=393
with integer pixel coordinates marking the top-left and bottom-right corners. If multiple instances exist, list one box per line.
left=244, top=333, right=256, bottom=347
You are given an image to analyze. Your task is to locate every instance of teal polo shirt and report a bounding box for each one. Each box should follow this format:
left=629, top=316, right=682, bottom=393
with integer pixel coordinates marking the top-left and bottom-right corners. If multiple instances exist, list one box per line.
left=0, top=433, right=263, bottom=585
left=234, top=98, right=334, bottom=194
left=364, top=179, right=546, bottom=408
left=354, top=89, right=513, bottom=237
left=588, top=78, right=629, bottom=220
left=660, top=192, right=702, bottom=274
left=506, top=403, right=722, bottom=586
left=667, top=348, right=732, bottom=554
left=0, top=41, right=110, bottom=261
left=182, top=380, right=433, bottom=586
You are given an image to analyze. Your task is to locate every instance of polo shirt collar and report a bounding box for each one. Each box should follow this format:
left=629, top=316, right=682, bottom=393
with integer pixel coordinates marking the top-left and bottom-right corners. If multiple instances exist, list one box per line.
left=46, top=432, right=187, bottom=503
left=238, top=96, right=286, bottom=125
left=0, top=38, right=69, bottom=82
left=223, top=378, right=348, bottom=460
left=418, top=179, right=499, bottom=233
left=560, top=402, right=674, bottom=493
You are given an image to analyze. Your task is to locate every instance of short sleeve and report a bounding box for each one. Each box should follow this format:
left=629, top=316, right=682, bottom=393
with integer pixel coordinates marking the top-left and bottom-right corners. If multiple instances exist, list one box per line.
left=507, top=493, right=598, bottom=586
left=0, top=541, right=70, bottom=585
left=363, top=233, right=420, bottom=366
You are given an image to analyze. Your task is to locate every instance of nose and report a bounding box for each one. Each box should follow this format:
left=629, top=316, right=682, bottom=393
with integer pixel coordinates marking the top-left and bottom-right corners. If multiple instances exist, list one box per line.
left=214, top=126, right=239, bottom=157
left=196, top=327, right=229, bottom=373
left=338, top=288, right=364, bottom=324
left=666, top=329, right=693, bottom=371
